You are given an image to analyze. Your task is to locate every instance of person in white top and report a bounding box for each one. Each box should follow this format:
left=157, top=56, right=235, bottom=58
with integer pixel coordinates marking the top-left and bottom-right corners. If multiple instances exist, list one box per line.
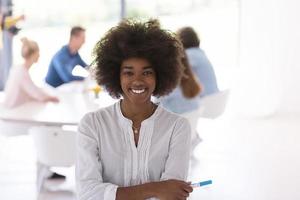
left=76, top=19, right=193, bottom=200
left=3, top=37, right=59, bottom=108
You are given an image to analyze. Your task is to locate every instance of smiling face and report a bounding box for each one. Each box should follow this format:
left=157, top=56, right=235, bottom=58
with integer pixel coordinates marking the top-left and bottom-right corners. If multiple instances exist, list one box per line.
left=120, top=57, right=156, bottom=106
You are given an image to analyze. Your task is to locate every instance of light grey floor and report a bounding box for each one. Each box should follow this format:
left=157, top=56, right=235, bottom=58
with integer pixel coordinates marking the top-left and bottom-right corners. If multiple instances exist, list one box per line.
left=1, top=113, right=300, bottom=200
left=189, top=114, right=300, bottom=200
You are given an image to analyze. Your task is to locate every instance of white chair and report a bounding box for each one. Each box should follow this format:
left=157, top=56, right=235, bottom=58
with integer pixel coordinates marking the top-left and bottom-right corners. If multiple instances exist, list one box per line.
left=199, top=89, right=230, bottom=119
left=0, top=94, right=32, bottom=136
left=0, top=120, right=32, bottom=136
left=182, top=107, right=204, bottom=151
left=29, top=126, right=76, bottom=191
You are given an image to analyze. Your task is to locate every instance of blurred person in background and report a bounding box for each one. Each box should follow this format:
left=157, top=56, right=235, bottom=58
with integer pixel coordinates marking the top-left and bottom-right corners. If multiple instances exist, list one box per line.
left=4, top=37, right=59, bottom=108
left=161, top=51, right=202, bottom=150
left=161, top=51, right=202, bottom=114
left=45, top=26, right=88, bottom=88
left=4, top=38, right=67, bottom=180
left=0, top=13, right=24, bottom=48
left=177, top=26, right=219, bottom=97
left=0, top=1, right=25, bottom=91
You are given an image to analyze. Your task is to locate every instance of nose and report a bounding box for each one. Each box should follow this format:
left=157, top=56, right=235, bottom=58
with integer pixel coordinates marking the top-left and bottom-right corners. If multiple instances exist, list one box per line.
left=131, top=74, right=144, bottom=85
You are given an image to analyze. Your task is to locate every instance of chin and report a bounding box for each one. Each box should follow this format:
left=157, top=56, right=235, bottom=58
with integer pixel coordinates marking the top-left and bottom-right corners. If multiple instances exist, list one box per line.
left=127, top=96, right=151, bottom=105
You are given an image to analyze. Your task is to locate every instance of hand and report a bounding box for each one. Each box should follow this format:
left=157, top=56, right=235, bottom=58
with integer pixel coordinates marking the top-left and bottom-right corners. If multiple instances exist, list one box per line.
left=18, top=14, right=25, bottom=21
left=47, top=96, right=59, bottom=103
left=155, top=179, right=193, bottom=200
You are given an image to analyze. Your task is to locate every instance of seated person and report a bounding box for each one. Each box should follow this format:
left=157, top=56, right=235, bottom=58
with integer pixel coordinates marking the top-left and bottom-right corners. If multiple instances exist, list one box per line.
left=161, top=51, right=201, bottom=114
left=161, top=52, right=202, bottom=148
left=177, top=26, right=219, bottom=97
left=45, top=26, right=88, bottom=88
left=4, top=37, right=58, bottom=108
left=4, top=38, right=66, bottom=180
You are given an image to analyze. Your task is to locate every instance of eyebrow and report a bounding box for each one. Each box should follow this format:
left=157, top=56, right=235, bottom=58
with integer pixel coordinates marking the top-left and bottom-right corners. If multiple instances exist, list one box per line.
left=121, top=66, right=153, bottom=70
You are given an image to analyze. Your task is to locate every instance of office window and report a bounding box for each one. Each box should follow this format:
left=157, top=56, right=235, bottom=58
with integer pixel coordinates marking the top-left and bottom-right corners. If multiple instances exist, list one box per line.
left=13, top=0, right=120, bottom=27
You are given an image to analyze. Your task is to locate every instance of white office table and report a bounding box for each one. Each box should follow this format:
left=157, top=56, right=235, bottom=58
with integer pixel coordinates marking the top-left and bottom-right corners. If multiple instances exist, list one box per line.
left=0, top=91, right=117, bottom=126
left=0, top=88, right=117, bottom=190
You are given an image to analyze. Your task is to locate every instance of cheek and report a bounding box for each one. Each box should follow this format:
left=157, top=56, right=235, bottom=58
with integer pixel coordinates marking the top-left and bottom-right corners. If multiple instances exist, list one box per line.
left=120, top=77, right=127, bottom=90
left=152, top=75, right=157, bottom=85
left=149, top=77, right=156, bottom=89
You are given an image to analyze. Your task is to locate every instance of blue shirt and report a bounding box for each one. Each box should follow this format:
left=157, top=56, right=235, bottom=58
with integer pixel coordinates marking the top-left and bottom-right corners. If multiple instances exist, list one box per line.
left=45, top=45, right=87, bottom=87
left=161, top=47, right=219, bottom=114
left=161, top=87, right=200, bottom=114
left=186, top=47, right=219, bottom=97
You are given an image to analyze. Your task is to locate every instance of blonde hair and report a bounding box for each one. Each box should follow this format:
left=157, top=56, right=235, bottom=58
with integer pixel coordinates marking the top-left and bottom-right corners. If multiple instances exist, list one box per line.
left=20, top=37, right=39, bottom=59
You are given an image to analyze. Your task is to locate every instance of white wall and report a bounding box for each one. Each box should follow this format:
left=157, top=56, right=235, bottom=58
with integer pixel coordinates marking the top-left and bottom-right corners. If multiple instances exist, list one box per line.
left=236, top=0, right=300, bottom=116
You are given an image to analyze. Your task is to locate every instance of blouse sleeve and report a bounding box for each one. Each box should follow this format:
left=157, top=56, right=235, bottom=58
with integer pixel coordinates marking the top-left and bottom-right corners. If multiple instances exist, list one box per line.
left=160, top=117, right=191, bottom=181
left=21, top=70, right=50, bottom=101
left=76, top=113, right=118, bottom=200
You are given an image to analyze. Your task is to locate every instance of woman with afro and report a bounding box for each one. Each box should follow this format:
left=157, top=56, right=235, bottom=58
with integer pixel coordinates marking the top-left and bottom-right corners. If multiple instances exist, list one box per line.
left=76, top=19, right=193, bottom=200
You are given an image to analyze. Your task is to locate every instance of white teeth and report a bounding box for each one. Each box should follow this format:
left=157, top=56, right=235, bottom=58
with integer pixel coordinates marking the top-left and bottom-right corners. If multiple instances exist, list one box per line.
left=131, top=89, right=145, bottom=94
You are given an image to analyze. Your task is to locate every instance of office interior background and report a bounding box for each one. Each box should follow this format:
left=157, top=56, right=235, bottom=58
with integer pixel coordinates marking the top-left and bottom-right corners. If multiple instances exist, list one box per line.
left=1, top=0, right=300, bottom=199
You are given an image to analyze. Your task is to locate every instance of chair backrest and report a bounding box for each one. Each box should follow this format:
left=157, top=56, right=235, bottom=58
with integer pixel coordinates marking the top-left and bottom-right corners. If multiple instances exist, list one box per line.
left=199, top=89, right=230, bottom=119
left=181, top=107, right=204, bottom=141
left=29, top=126, right=76, bottom=167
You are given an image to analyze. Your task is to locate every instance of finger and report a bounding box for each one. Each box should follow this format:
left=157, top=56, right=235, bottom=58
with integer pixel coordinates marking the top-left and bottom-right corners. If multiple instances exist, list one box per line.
left=184, top=181, right=192, bottom=187
left=178, top=193, right=189, bottom=200
left=183, top=185, right=193, bottom=193
left=176, top=196, right=186, bottom=200
left=182, top=191, right=190, bottom=198
left=179, top=190, right=190, bottom=197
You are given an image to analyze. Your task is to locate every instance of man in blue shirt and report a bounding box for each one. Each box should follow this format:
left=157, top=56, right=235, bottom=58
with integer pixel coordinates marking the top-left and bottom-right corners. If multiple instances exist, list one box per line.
left=45, top=26, right=88, bottom=87
left=177, top=27, right=219, bottom=97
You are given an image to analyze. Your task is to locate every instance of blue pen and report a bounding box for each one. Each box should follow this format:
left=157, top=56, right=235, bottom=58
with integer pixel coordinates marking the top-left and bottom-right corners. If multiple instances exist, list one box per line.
left=191, top=180, right=212, bottom=188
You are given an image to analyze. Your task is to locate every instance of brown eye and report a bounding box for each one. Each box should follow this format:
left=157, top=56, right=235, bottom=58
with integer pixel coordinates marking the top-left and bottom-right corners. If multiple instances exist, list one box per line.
left=123, top=71, right=134, bottom=76
left=143, top=70, right=154, bottom=76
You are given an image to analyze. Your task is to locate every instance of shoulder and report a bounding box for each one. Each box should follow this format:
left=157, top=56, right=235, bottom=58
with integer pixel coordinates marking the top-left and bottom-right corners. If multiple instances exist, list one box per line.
left=9, top=65, right=22, bottom=74
left=53, top=45, right=68, bottom=57
left=78, top=103, right=118, bottom=141
left=187, top=47, right=210, bottom=66
left=157, top=105, right=189, bottom=127
left=13, top=65, right=30, bottom=78
left=61, top=45, right=69, bottom=52
left=79, top=103, right=118, bottom=128
left=155, top=106, right=191, bottom=141
left=186, top=47, right=203, bottom=57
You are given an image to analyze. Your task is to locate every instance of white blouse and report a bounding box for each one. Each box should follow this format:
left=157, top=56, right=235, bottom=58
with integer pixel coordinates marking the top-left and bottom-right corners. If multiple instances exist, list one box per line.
left=76, top=101, right=191, bottom=200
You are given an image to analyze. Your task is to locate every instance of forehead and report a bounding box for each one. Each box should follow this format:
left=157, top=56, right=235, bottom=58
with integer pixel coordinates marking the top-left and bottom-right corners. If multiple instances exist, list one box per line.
left=78, top=31, right=85, bottom=38
left=73, top=31, right=85, bottom=39
left=121, top=57, right=152, bottom=69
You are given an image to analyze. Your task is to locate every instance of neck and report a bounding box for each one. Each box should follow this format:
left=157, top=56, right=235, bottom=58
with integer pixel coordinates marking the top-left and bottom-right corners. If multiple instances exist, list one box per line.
left=68, top=43, right=78, bottom=54
left=121, top=100, right=155, bottom=125
left=23, top=59, right=34, bottom=69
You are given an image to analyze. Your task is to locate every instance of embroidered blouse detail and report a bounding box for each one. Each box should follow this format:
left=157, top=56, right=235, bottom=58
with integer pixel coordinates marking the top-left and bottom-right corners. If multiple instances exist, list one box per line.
left=76, top=101, right=191, bottom=200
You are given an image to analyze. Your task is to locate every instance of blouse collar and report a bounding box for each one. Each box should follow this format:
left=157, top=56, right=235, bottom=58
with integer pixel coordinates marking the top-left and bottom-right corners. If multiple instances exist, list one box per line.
left=116, top=100, right=161, bottom=126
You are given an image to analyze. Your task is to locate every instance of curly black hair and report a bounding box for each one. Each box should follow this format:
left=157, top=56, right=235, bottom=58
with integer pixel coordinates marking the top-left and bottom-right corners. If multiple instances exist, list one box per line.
left=92, top=19, right=184, bottom=98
